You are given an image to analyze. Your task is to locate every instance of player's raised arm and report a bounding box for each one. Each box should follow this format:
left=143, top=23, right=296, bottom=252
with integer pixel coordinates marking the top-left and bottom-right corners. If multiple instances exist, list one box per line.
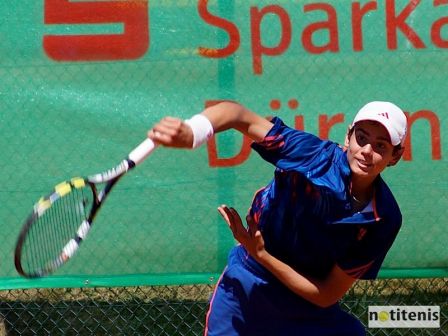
left=148, top=101, right=273, bottom=148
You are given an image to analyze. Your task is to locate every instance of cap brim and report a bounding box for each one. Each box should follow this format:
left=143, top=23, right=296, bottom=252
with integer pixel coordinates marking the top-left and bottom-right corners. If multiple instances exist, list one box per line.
left=353, top=116, right=400, bottom=146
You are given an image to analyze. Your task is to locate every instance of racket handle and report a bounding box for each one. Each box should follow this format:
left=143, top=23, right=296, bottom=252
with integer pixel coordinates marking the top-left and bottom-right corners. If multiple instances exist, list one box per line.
left=128, top=138, right=157, bottom=166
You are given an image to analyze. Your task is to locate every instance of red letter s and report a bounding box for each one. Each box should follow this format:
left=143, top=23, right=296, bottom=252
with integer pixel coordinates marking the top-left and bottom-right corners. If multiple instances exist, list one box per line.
left=197, top=0, right=240, bottom=58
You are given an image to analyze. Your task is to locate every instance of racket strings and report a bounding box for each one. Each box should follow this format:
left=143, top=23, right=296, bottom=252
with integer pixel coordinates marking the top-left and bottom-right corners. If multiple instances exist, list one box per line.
left=21, top=186, right=93, bottom=276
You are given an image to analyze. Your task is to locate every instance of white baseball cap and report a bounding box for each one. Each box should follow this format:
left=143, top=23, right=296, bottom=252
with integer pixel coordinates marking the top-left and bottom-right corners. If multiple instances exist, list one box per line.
left=352, top=101, right=407, bottom=146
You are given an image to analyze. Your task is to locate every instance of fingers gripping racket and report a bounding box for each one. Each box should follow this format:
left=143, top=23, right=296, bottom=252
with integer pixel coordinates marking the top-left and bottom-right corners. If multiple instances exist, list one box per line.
left=14, top=138, right=157, bottom=278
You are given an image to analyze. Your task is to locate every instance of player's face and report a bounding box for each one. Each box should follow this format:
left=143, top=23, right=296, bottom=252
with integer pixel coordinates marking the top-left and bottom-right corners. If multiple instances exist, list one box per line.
left=346, top=121, right=396, bottom=178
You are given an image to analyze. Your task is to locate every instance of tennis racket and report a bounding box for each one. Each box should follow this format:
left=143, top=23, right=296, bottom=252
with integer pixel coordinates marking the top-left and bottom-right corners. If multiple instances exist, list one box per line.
left=14, top=138, right=157, bottom=278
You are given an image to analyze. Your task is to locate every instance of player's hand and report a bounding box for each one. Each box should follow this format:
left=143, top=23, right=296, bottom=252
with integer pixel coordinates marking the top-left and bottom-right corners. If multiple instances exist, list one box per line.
left=148, top=117, right=194, bottom=148
left=218, top=205, right=266, bottom=260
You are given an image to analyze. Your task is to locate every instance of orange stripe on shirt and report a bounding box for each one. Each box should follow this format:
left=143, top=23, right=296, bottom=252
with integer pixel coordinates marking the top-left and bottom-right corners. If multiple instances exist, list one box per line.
left=343, top=260, right=375, bottom=279
left=372, top=189, right=381, bottom=221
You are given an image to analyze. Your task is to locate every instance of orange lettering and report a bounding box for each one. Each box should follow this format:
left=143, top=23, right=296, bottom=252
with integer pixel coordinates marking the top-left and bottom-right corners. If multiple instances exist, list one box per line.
left=302, top=3, right=339, bottom=54
left=250, top=5, right=292, bottom=75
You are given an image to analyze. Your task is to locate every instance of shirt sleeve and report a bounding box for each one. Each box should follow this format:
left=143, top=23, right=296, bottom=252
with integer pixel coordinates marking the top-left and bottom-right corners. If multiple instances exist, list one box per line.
left=251, top=117, right=335, bottom=174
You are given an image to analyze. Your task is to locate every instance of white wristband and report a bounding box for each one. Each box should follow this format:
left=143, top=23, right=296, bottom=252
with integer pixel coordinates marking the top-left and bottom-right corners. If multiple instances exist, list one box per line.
left=184, top=114, right=214, bottom=149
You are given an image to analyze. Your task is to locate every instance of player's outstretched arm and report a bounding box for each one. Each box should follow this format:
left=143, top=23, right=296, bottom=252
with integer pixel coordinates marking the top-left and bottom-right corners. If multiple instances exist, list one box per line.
left=218, top=205, right=357, bottom=308
left=148, top=102, right=273, bottom=148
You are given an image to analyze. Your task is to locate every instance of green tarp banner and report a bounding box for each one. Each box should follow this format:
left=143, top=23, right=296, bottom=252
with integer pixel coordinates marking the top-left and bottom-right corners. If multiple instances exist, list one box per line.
left=1, top=0, right=447, bottom=289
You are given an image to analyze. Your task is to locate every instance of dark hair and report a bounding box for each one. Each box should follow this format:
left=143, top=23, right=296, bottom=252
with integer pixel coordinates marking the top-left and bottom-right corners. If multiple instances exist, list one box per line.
left=392, top=143, right=403, bottom=154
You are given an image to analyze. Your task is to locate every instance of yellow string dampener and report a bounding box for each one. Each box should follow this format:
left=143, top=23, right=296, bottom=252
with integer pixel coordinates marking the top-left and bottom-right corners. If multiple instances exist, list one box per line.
left=71, top=177, right=85, bottom=189
left=55, top=181, right=72, bottom=197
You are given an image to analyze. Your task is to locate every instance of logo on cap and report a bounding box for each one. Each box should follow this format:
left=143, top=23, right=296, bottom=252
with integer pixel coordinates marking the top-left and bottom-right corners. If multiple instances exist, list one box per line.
left=378, top=112, right=389, bottom=119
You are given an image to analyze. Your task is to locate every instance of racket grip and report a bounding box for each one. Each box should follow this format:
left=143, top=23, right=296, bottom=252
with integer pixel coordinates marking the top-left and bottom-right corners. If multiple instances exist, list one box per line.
left=128, top=138, right=157, bottom=166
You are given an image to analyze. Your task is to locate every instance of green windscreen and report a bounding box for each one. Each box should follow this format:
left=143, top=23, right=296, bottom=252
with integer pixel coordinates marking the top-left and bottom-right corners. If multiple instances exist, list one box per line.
left=0, top=0, right=447, bottom=289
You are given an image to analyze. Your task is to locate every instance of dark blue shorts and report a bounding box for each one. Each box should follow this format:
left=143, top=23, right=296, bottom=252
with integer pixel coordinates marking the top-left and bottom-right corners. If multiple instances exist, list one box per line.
left=204, top=246, right=365, bottom=336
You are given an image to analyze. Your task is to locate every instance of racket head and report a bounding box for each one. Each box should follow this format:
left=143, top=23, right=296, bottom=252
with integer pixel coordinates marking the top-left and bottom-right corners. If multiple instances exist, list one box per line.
left=14, top=178, right=97, bottom=278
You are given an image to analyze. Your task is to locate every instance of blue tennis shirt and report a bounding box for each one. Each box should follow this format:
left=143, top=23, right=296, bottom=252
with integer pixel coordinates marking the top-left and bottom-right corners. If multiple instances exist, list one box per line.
left=248, top=117, right=402, bottom=280
left=204, top=117, right=402, bottom=335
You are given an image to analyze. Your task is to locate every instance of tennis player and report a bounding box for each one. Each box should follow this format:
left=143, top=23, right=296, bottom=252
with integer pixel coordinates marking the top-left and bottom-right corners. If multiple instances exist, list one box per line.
left=148, top=101, right=407, bottom=336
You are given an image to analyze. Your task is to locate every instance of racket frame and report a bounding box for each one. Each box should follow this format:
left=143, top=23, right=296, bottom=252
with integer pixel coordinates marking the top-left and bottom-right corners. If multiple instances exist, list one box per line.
left=14, top=138, right=156, bottom=278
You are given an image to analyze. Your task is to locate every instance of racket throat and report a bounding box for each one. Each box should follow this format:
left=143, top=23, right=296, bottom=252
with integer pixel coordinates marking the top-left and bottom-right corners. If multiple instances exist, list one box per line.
left=88, top=159, right=134, bottom=183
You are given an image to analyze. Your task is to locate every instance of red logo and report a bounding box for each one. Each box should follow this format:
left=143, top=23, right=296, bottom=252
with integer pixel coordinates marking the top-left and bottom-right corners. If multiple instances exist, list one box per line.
left=378, top=112, right=389, bottom=119
left=357, top=228, right=368, bottom=241
left=43, top=0, right=149, bottom=61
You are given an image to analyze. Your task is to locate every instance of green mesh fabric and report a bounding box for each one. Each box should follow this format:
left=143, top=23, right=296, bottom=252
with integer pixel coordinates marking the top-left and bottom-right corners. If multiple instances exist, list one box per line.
left=0, top=0, right=446, bottom=286
left=0, top=1, right=447, bottom=335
